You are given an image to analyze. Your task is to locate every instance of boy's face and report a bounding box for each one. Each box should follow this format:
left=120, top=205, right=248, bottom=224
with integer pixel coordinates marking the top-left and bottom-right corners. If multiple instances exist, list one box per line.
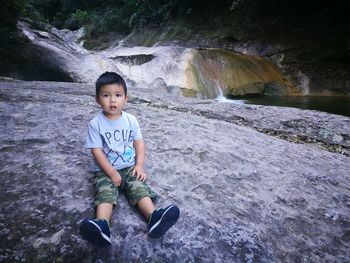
left=96, top=84, right=128, bottom=120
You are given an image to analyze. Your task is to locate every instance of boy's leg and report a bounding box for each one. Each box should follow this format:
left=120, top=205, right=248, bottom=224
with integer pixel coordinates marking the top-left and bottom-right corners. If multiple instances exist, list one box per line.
left=80, top=171, right=117, bottom=247
left=122, top=167, right=180, bottom=238
left=137, top=196, right=155, bottom=219
left=96, top=203, right=113, bottom=221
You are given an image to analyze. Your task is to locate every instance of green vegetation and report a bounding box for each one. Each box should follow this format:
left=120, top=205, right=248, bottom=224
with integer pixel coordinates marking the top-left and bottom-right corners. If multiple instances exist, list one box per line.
left=15, top=0, right=240, bottom=34
left=2, top=1, right=348, bottom=40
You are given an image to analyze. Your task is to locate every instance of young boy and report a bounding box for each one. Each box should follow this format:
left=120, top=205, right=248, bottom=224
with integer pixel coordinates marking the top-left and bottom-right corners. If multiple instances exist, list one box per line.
left=80, top=72, right=180, bottom=247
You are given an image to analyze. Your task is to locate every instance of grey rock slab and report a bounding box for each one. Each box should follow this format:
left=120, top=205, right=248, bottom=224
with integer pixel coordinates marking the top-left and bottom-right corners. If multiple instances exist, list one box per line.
left=0, top=80, right=349, bottom=262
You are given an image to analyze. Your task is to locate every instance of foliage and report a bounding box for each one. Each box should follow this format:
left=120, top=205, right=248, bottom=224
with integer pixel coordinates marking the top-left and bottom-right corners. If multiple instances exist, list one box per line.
left=15, top=0, right=237, bottom=33
left=4, top=0, right=348, bottom=38
left=0, top=0, right=23, bottom=28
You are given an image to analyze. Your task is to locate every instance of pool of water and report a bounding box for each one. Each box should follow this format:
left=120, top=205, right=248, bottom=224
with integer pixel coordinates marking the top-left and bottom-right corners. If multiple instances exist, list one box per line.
left=222, top=96, right=350, bottom=117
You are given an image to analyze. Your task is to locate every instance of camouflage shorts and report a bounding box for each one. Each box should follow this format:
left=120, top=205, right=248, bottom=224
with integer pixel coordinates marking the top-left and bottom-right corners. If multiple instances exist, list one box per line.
left=93, top=166, right=158, bottom=207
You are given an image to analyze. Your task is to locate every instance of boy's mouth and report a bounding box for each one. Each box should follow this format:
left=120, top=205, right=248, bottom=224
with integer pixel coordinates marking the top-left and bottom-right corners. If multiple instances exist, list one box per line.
left=110, top=105, right=117, bottom=110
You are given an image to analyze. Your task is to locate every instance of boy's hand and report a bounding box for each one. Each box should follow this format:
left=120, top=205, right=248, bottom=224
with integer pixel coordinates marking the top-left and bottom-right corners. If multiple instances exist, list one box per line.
left=111, top=172, right=122, bottom=187
left=132, top=165, right=147, bottom=182
left=91, top=148, right=122, bottom=186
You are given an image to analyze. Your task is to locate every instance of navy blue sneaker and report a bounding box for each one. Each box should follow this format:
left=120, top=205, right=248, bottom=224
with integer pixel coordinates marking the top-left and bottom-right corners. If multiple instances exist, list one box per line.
left=79, top=219, right=111, bottom=247
left=148, top=204, right=180, bottom=238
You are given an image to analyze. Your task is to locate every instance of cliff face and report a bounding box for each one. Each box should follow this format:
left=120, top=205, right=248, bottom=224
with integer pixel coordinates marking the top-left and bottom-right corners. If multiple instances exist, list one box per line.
left=9, top=22, right=302, bottom=98
left=0, top=79, right=349, bottom=262
left=116, top=1, right=350, bottom=96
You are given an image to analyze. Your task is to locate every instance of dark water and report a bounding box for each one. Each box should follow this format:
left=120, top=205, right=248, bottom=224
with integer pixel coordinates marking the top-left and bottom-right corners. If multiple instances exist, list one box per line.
left=234, top=96, right=350, bottom=117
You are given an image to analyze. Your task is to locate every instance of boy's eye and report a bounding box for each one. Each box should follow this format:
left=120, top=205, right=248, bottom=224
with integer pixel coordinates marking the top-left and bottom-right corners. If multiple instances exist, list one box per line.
left=102, top=94, right=109, bottom=98
left=116, top=94, right=122, bottom=97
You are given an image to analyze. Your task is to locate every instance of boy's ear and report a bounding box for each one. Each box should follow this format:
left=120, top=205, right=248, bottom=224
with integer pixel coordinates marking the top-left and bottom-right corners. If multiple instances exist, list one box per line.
left=95, top=95, right=100, bottom=104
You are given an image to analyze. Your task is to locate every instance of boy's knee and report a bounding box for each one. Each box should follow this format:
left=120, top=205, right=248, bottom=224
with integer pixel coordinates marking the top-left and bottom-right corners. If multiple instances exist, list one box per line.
left=94, top=171, right=118, bottom=207
left=125, top=182, right=158, bottom=206
left=94, top=185, right=118, bottom=208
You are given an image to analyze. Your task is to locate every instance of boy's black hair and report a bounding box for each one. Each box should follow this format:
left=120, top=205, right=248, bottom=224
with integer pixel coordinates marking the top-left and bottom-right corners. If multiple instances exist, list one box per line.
left=95, top=72, right=127, bottom=96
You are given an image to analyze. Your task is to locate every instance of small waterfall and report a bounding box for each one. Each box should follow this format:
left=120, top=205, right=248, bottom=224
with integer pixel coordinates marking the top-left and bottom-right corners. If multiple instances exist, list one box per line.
left=214, top=79, right=225, bottom=100
left=213, top=79, right=246, bottom=104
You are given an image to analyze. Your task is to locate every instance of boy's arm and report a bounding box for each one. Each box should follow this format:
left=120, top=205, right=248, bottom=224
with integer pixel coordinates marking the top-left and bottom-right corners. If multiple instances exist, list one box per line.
left=132, top=139, right=147, bottom=182
left=91, top=148, right=122, bottom=186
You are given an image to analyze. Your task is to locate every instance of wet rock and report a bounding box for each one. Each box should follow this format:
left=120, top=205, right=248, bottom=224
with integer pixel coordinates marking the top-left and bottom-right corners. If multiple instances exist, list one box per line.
left=187, top=49, right=299, bottom=98
left=0, top=80, right=349, bottom=262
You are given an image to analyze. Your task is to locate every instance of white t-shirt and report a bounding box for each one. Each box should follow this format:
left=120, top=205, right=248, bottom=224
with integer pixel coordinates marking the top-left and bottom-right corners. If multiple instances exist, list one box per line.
left=86, top=111, right=143, bottom=171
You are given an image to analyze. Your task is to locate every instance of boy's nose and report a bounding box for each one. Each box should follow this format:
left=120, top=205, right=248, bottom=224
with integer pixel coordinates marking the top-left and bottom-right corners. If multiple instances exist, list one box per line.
left=109, top=95, right=116, bottom=102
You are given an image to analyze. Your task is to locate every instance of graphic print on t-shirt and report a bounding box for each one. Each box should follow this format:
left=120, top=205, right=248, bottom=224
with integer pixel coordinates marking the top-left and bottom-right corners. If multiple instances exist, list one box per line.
left=104, top=129, right=134, bottom=145
left=106, top=145, right=135, bottom=167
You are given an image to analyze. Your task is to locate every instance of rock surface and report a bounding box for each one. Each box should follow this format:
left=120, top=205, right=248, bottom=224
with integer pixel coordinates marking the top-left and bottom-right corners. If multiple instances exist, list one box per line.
left=16, top=21, right=301, bottom=98
left=17, top=21, right=120, bottom=83
left=0, top=79, right=349, bottom=262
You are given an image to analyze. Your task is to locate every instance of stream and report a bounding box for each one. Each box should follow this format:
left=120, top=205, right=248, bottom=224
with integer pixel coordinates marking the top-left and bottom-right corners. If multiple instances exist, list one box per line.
left=233, top=95, right=350, bottom=117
